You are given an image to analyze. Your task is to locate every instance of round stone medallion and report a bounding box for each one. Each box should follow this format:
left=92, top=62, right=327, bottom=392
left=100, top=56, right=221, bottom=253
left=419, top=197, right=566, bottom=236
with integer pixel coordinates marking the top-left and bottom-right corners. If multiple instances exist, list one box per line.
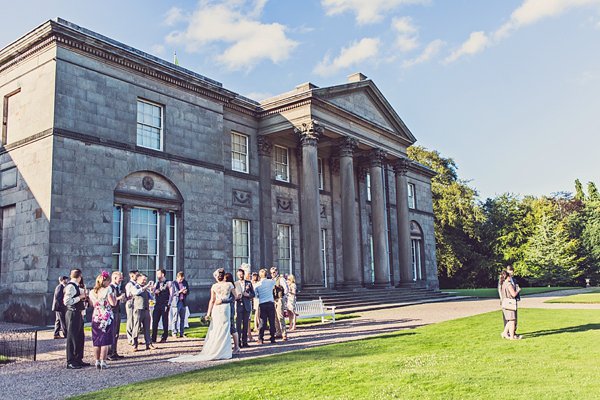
left=142, top=176, right=154, bottom=191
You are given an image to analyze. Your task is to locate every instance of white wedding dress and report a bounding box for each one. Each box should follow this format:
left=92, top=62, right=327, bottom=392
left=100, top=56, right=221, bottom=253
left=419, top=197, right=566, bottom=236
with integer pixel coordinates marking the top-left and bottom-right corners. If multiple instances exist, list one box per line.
left=169, top=282, right=233, bottom=362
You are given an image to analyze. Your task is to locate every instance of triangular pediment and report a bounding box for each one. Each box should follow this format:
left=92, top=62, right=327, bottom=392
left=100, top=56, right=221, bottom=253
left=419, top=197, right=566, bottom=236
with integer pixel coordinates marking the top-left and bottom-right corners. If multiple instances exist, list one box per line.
left=312, top=81, right=416, bottom=144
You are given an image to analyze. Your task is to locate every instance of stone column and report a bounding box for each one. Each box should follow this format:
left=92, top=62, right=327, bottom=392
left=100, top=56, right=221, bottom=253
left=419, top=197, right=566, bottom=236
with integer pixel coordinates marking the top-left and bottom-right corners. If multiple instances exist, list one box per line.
left=393, top=158, right=413, bottom=283
left=158, top=209, right=168, bottom=271
left=357, top=166, right=370, bottom=285
left=368, top=149, right=390, bottom=287
left=122, top=204, right=133, bottom=276
left=258, top=136, right=274, bottom=270
left=335, top=137, right=362, bottom=289
left=295, top=120, right=324, bottom=289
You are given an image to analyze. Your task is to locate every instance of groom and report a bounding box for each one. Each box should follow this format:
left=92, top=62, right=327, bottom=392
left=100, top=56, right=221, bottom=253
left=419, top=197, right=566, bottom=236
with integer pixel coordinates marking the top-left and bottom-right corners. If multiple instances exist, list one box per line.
left=235, top=268, right=255, bottom=347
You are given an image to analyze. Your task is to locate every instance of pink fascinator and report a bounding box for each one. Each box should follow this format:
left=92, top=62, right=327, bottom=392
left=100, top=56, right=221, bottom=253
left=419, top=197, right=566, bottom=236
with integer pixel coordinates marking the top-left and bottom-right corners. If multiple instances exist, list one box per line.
left=101, top=270, right=110, bottom=279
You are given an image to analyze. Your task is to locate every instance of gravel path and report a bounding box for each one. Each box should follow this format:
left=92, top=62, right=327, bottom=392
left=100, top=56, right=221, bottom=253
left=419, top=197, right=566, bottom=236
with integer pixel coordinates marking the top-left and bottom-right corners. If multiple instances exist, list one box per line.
left=1, top=290, right=598, bottom=399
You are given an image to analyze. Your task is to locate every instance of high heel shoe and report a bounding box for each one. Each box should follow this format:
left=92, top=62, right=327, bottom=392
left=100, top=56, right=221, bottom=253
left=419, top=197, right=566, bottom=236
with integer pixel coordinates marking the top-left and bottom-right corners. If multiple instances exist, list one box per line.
left=95, top=360, right=100, bottom=370
left=501, top=333, right=508, bottom=339
left=100, top=361, right=108, bottom=370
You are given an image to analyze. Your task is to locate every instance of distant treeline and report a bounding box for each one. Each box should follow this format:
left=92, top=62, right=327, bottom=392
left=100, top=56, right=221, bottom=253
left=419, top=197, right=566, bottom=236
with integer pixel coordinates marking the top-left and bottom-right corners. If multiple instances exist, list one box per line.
left=408, top=146, right=599, bottom=289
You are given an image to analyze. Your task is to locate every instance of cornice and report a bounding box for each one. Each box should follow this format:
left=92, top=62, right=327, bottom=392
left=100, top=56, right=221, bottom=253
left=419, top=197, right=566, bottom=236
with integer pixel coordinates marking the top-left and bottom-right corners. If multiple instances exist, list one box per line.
left=0, top=35, right=57, bottom=75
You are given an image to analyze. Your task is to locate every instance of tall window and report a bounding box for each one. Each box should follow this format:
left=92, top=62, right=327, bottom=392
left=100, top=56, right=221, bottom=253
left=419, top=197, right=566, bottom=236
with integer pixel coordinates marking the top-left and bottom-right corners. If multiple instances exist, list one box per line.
left=231, top=132, right=249, bottom=173
left=166, top=212, right=177, bottom=281
left=321, top=229, right=327, bottom=287
left=137, top=99, right=163, bottom=150
left=408, top=183, right=416, bottom=209
left=318, top=158, right=324, bottom=190
left=233, top=219, right=250, bottom=270
left=112, top=206, right=123, bottom=270
left=366, top=172, right=371, bottom=201
left=277, top=224, right=292, bottom=274
left=2, top=88, right=22, bottom=145
left=275, top=146, right=289, bottom=182
left=130, top=208, right=158, bottom=281
left=369, top=234, right=375, bottom=283
left=411, top=239, right=422, bottom=281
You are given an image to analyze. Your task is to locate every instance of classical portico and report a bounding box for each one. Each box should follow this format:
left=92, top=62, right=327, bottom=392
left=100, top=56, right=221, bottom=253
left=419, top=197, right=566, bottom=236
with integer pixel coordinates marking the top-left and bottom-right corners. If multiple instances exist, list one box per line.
left=256, top=73, right=438, bottom=291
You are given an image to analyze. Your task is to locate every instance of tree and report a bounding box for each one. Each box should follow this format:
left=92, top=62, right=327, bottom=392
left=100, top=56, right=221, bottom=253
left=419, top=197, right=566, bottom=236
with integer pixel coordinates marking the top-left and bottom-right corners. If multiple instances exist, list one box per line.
left=574, top=179, right=585, bottom=202
left=588, top=182, right=600, bottom=202
left=521, top=214, right=581, bottom=286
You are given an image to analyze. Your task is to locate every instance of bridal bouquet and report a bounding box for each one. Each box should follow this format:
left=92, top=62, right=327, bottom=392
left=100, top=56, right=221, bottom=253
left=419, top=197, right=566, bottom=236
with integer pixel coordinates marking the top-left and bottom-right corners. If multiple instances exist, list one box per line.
left=93, top=307, right=113, bottom=332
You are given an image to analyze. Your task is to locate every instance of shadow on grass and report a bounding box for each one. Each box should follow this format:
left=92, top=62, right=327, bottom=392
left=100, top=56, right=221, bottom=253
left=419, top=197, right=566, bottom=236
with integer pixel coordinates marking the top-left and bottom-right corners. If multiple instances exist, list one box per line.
left=522, top=323, right=600, bottom=338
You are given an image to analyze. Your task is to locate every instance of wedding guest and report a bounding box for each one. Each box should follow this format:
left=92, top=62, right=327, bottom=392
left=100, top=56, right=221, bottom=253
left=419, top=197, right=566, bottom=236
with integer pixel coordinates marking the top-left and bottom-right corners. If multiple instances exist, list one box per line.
left=172, top=271, right=189, bottom=338
left=255, top=269, right=277, bottom=344
left=251, top=272, right=260, bottom=333
left=108, top=271, right=125, bottom=361
left=244, top=270, right=254, bottom=342
left=152, top=268, right=172, bottom=343
left=500, top=269, right=521, bottom=340
left=89, top=271, right=117, bottom=369
left=225, top=273, right=241, bottom=354
left=52, top=276, right=69, bottom=339
left=131, top=274, right=156, bottom=351
left=235, top=268, right=255, bottom=347
left=124, top=270, right=139, bottom=345
left=270, top=267, right=289, bottom=340
left=63, top=269, right=89, bottom=369
left=498, top=265, right=521, bottom=337
left=286, top=274, right=298, bottom=332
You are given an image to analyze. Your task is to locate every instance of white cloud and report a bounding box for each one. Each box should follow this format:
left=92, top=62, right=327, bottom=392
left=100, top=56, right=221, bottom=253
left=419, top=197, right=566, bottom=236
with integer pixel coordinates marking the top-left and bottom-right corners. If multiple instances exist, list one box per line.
left=322, top=0, right=429, bottom=25
left=151, top=44, right=166, bottom=55
left=568, top=71, right=599, bottom=85
left=313, top=38, right=381, bottom=76
left=164, top=0, right=298, bottom=71
left=494, top=0, right=600, bottom=39
left=163, top=7, right=185, bottom=26
left=402, top=39, right=445, bottom=67
left=392, top=16, right=419, bottom=52
left=443, top=31, right=490, bottom=64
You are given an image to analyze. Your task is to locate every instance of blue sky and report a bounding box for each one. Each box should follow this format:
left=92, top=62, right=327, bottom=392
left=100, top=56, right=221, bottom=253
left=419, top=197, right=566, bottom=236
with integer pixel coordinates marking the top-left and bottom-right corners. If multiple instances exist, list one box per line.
left=2, top=0, right=599, bottom=200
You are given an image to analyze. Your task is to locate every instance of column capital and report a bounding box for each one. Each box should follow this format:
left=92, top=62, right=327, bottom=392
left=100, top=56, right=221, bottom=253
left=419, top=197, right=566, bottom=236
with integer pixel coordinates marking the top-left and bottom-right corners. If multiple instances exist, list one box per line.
left=367, top=148, right=387, bottom=168
left=122, top=204, right=134, bottom=211
left=295, top=120, right=324, bottom=147
left=391, top=157, right=411, bottom=176
left=257, top=136, right=274, bottom=157
left=334, top=137, right=359, bottom=157
left=158, top=208, right=169, bottom=215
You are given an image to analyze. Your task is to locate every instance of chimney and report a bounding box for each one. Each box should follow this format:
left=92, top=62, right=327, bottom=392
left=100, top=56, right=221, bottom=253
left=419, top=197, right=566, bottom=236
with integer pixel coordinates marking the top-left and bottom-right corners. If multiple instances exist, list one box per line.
left=348, top=72, right=367, bottom=83
left=295, top=82, right=318, bottom=92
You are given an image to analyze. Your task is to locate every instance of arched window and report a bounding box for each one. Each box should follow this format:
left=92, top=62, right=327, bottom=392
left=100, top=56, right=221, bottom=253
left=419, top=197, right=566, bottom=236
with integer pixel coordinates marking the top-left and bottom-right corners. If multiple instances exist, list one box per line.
left=410, top=221, right=425, bottom=281
left=113, top=171, right=183, bottom=281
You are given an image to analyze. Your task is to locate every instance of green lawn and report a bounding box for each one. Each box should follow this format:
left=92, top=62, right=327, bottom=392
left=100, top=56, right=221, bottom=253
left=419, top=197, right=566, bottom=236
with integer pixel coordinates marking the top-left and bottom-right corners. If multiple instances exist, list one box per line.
left=72, top=308, right=600, bottom=399
left=546, top=290, right=600, bottom=304
left=442, top=286, right=580, bottom=298
left=0, top=355, right=8, bottom=364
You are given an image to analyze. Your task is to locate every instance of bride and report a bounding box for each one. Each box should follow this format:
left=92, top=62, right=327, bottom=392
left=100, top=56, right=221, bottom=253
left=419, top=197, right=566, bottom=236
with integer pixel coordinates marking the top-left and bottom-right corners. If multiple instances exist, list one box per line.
left=169, top=268, right=237, bottom=362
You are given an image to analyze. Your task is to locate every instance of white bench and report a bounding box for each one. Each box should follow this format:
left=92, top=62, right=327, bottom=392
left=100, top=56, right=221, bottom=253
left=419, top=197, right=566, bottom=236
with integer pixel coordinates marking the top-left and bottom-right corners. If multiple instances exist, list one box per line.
left=294, top=299, right=336, bottom=323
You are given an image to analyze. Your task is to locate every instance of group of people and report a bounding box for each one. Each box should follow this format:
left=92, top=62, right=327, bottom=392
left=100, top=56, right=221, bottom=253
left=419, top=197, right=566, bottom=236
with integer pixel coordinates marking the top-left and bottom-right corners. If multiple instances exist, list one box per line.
left=58, top=264, right=298, bottom=369
left=169, top=265, right=298, bottom=363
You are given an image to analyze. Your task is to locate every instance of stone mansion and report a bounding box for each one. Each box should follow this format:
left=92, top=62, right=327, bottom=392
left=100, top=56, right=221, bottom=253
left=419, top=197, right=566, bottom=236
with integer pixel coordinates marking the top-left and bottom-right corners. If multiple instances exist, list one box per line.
left=0, top=18, right=438, bottom=324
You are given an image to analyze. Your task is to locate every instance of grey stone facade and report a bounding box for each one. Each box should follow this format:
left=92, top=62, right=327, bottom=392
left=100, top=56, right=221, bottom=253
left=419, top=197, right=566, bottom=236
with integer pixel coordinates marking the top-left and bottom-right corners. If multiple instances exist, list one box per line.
left=0, top=18, right=439, bottom=324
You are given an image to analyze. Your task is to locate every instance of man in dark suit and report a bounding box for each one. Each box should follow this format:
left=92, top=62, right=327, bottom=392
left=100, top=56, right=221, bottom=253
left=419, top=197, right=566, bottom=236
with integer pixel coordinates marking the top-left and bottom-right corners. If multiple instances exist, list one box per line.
left=52, top=276, right=69, bottom=339
left=108, top=271, right=126, bottom=360
left=172, top=271, right=189, bottom=338
left=235, top=268, right=254, bottom=347
left=152, top=268, right=172, bottom=343
left=63, top=269, right=88, bottom=369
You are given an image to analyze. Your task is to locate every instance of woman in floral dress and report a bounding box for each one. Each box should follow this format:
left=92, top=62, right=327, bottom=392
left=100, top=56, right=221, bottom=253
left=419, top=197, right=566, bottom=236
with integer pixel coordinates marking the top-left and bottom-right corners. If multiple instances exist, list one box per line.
left=89, top=271, right=117, bottom=369
left=286, top=274, right=298, bottom=331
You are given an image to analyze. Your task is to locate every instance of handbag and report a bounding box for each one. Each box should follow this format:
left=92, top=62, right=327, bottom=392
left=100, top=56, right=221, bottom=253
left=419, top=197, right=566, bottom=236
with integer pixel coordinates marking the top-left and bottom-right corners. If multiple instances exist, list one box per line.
left=502, top=298, right=517, bottom=311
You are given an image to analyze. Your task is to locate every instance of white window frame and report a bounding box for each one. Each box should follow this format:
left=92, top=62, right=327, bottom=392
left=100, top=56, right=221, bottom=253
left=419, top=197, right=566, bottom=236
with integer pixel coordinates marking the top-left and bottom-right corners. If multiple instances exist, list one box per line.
left=136, top=99, right=163, bottom=151
left=318, top=158, right=324, bottom=190
left=277, top=224, right=292, bottom=275
left=130, top=207, right=159, bottom=282
left=408, top=183, right=416, bottom=209
left=166, top=212, right=177, bottom=281
left=369, top=234, right=375, bottom=283
left=275, top=146, right=289, bottom=182
left=321, top=228, right=327, bottom=287
left=411, top=238, right=422, bottom=281
left=233, top=219, right=251, bottom=271
left=366, top=172, right=372, bottom=202
left=231, top=132, right=249, bottom=173
left=112, top=205, right=123, bottom=271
